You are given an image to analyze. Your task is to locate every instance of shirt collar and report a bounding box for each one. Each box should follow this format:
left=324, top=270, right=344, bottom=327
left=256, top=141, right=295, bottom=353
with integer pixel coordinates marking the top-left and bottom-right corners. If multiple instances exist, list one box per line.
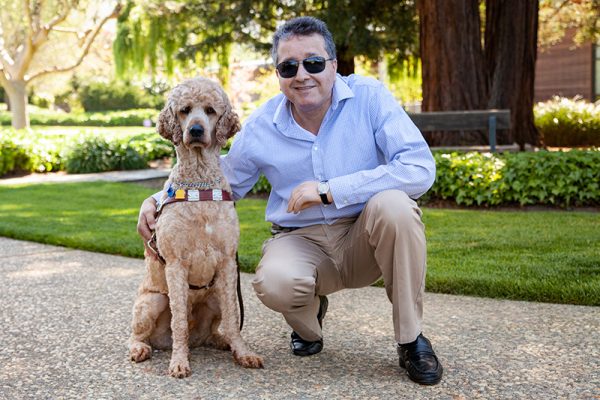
left=273, top=74, right=355, bottom=129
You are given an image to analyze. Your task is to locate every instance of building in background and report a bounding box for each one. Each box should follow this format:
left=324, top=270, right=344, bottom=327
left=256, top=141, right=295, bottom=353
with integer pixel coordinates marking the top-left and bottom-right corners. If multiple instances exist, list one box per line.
left=535, top=28, right=599, bottom=102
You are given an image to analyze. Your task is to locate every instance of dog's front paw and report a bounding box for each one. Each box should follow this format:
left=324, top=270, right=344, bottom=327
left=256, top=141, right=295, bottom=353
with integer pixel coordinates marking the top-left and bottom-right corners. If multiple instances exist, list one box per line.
left=234, top=352, right=264, bottom=369
left=130, top=342, right=152, bottom=363
left=169, top=358, right=191, bottom=378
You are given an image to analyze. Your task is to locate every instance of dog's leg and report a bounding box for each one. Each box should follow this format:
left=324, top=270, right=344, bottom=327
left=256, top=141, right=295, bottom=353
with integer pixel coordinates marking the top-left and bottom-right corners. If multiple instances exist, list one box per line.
left=165, top=262, right=192, bottom=378
left=129, top=292, right=169, bottom=362
left=215, top=258, right=264, bottom=368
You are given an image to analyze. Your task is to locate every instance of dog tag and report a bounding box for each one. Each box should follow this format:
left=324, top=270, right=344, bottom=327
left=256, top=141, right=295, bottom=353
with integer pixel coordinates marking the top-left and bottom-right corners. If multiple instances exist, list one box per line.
left=167, top=186, right=175, bottom=197
left=175, top=189, right=186, bottom=199
left=188, top=190, right=200, bottom=201
left=212, top=189, right=223, bottom=201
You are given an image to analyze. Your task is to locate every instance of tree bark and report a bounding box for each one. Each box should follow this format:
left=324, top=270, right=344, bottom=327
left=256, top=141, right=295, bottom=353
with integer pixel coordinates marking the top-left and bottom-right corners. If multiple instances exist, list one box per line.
left=417, top=0, right=489, bottom=146
left=485, top=0, right=540, bottom=148
left=3, top=80, right=28, bottom=129
left=418, top=0, right=541, bottom=148
left=335, top=45, right=355, bottom=76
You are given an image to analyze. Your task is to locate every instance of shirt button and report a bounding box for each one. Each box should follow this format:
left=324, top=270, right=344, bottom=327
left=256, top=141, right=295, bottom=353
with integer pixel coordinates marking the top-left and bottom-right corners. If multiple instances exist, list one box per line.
left=313, top=146, right=318, bottom=151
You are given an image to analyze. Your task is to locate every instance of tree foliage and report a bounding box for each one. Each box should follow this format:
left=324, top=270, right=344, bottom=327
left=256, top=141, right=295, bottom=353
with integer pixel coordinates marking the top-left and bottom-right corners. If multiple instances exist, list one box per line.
left=538, top=0, right=600, bottom=49
left=113, top=0, right=419, bottom=82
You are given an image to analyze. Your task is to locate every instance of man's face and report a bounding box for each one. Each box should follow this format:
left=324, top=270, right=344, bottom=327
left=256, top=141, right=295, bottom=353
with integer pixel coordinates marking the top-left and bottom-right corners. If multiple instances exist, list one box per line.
left=275, top=34, right=337, bottom=116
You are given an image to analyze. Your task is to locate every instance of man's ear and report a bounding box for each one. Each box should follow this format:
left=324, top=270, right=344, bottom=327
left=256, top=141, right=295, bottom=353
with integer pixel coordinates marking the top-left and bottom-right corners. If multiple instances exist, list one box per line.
left=157, top=101, right=183, bottom=145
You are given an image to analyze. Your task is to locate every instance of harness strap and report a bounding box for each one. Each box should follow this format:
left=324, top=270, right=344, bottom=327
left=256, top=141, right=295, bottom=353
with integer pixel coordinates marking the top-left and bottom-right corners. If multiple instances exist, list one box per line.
left=147, top=188, right=243, bottom=330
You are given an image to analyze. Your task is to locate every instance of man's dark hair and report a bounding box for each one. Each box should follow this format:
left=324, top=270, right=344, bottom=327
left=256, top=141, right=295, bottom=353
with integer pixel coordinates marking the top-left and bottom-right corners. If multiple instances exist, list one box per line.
left=271, top=16, right=337, bottom=64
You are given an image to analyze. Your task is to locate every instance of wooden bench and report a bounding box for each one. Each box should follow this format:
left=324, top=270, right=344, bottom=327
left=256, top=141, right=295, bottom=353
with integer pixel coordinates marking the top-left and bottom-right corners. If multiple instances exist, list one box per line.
left=407, top=109, right=511, bottom=152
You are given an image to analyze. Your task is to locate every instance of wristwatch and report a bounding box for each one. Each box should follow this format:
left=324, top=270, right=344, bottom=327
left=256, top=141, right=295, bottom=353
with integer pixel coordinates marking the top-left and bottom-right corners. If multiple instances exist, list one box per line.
left=317, top=180, right=331, bottom=205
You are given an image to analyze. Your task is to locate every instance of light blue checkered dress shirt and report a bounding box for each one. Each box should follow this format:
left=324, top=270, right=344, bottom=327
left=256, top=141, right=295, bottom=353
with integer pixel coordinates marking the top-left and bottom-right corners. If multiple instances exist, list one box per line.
left=221, top=74, right=436, bottom=228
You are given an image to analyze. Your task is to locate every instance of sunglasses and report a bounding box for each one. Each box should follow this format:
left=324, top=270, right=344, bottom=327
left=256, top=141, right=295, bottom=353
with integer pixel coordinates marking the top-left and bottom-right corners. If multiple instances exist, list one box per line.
left=276, top=56, right=335, bottom=78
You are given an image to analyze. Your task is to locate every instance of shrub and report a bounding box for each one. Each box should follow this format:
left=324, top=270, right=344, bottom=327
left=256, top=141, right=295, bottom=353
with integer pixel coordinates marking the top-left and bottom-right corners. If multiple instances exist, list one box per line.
left=0, top=108, right=158, bottom=127
left=128, top=134, right=174, bottom=161
left=430, top=150, right=600, bottom=207
left=431, top=152, right=505, bottom=206
left=501, top=150, right=600, bottom=207
left=63, top=134, right=148, bottom=173
left=535, top=96, right=600, bottom=147
left=250, top=174, right=271, bottom=194
left=0, top=129, right=62, bottom=175
left=79, top=81, right=163, bottom=112
left=0, top=133, right=31, bottom=176
left=0, top=128, right=172, bottom=175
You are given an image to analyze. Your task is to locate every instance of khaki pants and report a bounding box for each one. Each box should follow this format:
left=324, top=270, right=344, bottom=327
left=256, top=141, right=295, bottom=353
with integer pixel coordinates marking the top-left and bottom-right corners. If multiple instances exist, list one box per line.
left=251, top=190, right=427, bottom=344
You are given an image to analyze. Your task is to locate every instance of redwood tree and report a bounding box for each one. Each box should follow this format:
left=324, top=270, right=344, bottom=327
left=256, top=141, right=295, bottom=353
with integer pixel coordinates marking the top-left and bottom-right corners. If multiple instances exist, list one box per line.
left=485, top=0, right=539, bottom=146
left=418, top=0, right=541, bottom=148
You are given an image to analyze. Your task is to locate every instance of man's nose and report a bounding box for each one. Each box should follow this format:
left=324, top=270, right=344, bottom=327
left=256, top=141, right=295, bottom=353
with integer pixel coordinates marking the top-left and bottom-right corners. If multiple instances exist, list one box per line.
left=190, top=124, right=204, bottom=138
left=295, top=63, right=310, bottom=79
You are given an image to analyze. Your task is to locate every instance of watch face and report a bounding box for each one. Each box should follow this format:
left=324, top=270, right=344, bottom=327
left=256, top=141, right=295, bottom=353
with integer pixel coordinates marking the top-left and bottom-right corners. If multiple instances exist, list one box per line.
left=318, top=182, right=328, bottom=194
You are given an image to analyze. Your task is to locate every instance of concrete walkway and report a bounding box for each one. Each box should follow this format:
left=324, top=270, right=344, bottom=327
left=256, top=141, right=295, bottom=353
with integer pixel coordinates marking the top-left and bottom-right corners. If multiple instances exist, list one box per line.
left=1, top=236, right=599, bottom=400
left=0, top=168, right=170, bottom=186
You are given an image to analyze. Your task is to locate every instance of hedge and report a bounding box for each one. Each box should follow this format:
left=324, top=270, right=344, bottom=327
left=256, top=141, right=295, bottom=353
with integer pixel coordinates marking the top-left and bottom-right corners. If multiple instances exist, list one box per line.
left=1, top=125, right=598, bottom=207
left=0, top=128, right=173, bottom=175
left=535, top=96, right=600, bottom=147
left=0, top=109, right=158, bottom=127
left=250, top=150, right=599, bottom=208
left=79, top=81, right=163, bottom=112
left=428, top=150, right=599, bottom=207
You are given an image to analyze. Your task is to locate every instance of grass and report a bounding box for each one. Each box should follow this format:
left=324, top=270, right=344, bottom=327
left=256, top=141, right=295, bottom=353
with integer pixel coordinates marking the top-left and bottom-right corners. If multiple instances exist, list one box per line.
left=0, top=182, right=598, bottom=306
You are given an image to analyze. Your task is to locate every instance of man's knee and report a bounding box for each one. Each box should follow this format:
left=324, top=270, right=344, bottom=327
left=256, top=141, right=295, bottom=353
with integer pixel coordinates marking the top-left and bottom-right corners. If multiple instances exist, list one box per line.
left=251, top=262, right=316, bottom=313
left=364, top=190, right=422, bottom=228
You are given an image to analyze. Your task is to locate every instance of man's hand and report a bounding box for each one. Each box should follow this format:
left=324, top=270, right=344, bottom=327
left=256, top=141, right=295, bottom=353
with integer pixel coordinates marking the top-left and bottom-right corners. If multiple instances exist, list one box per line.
left=287, top=181, right=325, bottom=214
left=137, top=197, right=158, bottom=241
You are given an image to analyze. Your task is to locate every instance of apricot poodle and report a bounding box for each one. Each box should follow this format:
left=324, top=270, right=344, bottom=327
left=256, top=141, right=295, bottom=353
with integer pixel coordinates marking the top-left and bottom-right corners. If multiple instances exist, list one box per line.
left=129, top=77, right=263, bottom=378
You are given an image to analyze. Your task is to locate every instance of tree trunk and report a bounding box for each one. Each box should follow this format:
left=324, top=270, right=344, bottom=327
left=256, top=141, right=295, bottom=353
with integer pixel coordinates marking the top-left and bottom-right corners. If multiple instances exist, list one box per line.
left=418, top=0, right=489, bottom=146
left=4, top=80, right=29, bottom=129
left=335, top=45, right=355, bottom=76
left=485, top=0, right=540, bottom=148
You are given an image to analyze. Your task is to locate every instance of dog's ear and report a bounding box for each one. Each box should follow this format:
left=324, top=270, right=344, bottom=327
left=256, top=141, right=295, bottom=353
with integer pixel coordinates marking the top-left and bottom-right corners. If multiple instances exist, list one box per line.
left=157, top=101, right=183, bottom=146
left=215, top=106, right=241, bottom=148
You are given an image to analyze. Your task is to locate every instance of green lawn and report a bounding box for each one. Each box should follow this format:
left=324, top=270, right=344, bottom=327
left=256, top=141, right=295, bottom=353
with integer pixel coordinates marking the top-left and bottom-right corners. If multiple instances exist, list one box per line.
left=0, top=182, right=598, bottom=306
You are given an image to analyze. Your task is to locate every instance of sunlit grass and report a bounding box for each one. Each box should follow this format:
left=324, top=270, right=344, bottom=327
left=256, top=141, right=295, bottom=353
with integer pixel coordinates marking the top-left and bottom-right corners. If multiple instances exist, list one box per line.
left=0, top=182, right=598, bottom=305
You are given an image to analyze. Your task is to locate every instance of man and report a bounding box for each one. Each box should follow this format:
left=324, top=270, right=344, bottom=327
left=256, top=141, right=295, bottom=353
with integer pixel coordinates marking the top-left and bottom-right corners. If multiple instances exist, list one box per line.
left=138, top=16, right=443, bottom=385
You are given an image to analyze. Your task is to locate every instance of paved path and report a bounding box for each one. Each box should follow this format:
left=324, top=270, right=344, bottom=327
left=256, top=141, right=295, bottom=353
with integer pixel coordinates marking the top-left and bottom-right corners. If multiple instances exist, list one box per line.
left=1, top=237, right=599, bottom=399
left=0, top=168, right=169, bottom=186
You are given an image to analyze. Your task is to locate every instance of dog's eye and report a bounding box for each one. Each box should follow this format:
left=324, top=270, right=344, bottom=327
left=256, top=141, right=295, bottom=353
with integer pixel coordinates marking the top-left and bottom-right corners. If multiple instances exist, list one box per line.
left=180, top=106, right=191, bottom=114
left=205, top=106, right=216, bottom=115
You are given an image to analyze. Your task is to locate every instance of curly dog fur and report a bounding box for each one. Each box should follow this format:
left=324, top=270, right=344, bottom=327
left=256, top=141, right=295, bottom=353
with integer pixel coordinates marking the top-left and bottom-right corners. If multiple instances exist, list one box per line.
left=129, top=77, right=263, bottom=378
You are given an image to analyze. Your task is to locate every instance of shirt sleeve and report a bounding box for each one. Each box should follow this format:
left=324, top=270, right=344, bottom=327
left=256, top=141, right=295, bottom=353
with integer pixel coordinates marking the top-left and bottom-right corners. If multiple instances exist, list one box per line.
left=328, top=83, right=436, bottom=207
left=220, top=124, right=262, bottom=201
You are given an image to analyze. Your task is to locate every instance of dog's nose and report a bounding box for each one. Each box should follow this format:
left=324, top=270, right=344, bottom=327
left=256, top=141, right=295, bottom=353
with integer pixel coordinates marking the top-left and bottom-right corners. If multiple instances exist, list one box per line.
left=190, top=124, right=204, bottom=138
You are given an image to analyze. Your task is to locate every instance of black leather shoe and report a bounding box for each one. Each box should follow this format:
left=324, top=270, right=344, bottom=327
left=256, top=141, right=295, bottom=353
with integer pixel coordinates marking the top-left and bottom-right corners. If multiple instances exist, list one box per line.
left=398, top=333, right=443, bottom=385
left=290, top=295, right=328, bottom=356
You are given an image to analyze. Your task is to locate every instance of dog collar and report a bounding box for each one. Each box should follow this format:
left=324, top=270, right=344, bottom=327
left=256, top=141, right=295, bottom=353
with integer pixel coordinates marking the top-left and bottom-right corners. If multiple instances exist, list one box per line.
left=157, top=188, right=233, bottom=213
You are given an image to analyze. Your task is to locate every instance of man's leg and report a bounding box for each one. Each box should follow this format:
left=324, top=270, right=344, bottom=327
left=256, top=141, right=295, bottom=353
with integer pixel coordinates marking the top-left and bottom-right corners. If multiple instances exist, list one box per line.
left=335, top=189, right=442, bottom=384
left=251, top=227, right=342, bottom=342
left=338, top=189, right=426, bottom=344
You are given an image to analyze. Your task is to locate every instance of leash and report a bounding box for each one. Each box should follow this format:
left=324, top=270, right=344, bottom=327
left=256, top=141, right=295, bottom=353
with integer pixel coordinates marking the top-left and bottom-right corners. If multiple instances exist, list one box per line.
left=147, top=187, right=244, bottom=331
